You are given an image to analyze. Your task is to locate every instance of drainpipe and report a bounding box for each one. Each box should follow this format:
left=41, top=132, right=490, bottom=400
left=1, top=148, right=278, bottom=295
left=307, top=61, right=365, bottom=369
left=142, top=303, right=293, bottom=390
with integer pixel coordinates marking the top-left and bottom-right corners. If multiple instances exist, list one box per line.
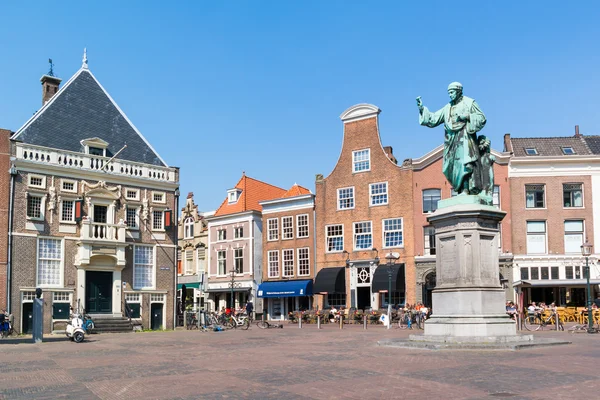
left=6, top=161, right=17, bottom=313
left=312, top=203, right=317, bottom=310
left=173, top=187, right=180, bottom=329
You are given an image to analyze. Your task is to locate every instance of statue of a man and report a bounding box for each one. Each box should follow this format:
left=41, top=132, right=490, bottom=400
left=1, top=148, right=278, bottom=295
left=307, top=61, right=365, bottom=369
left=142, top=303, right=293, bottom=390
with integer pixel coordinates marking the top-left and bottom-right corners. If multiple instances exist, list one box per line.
left=417, top=82, right=487, bottom=194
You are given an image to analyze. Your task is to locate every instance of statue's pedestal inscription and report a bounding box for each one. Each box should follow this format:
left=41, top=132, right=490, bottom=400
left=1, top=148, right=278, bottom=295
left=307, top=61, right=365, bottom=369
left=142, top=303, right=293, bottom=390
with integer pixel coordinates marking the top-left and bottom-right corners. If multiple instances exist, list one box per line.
left=424, top=201, right=517, bottom=338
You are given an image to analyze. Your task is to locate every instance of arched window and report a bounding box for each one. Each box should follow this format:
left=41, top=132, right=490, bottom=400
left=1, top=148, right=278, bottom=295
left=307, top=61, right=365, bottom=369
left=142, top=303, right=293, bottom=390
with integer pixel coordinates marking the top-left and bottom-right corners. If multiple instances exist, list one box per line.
left=184, top=217, right=194, bottom=239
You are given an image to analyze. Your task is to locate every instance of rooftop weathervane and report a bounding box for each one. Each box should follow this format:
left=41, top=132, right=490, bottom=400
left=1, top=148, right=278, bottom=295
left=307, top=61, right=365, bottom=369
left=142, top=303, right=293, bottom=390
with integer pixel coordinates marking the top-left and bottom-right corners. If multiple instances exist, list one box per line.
left=47, top=59, right=55, bottom=77
left=82, top=48, right=88, bottom=69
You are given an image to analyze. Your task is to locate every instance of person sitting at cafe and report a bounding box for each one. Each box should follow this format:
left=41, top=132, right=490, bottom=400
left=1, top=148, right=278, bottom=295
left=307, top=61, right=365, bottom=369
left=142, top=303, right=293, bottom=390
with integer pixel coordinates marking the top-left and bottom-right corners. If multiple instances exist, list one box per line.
left=506, top=302, right=517, bottom=320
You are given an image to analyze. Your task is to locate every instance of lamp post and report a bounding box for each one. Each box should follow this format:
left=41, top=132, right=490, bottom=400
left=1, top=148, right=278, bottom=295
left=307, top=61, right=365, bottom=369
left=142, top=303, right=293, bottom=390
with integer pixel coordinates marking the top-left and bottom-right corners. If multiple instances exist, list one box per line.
left=580, top=240, right=596, bottom=333
left=385, top=252, right=400, bottom=330
left=228, top=269, right=242, bottom=311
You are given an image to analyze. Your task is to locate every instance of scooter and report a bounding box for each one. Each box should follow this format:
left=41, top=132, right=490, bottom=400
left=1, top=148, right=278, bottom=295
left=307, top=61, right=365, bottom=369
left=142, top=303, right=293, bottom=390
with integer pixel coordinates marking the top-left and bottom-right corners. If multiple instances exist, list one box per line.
left=66, top=303, right=86, bottom=343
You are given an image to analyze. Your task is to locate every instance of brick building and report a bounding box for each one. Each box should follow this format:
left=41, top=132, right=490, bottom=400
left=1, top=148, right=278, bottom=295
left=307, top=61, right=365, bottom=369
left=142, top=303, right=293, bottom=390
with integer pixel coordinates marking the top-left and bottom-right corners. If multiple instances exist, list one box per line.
left=205, top=174, right=286, bottom=313
left=315, top=104, right=415, bottom=310
left=8, top=54, right=179, bottom=334
left=506, top=131, right=600, bottom=307
left=0, top=129, right=11, bottom=311
left=258, top=184, right=314, bottom=320
left=409, top=144, right=514, bottom=305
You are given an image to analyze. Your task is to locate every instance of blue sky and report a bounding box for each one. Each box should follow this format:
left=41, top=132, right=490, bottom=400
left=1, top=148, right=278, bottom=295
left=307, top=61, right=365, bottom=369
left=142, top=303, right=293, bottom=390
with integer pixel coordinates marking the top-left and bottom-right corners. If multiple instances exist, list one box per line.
left=2, top=2, right=599, bottom=212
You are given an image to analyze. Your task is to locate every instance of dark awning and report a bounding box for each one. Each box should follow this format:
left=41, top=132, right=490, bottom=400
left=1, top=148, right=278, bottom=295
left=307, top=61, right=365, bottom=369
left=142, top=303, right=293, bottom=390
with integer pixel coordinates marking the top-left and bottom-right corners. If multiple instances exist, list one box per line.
left=257, top=280, right=313, bottom=298
left=313, top=267, right=346, bottom=294
left=371, top=264, right=405, bottom=293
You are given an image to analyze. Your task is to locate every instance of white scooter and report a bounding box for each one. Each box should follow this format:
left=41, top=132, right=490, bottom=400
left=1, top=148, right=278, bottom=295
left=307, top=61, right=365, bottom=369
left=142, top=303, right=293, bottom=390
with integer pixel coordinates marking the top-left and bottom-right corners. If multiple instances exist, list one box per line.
left=66, top=304, right=85, bottom=343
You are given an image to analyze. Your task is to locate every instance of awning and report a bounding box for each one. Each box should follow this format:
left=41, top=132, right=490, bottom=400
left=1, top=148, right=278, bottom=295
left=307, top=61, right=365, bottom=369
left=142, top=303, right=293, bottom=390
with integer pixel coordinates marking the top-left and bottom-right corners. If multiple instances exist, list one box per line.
left=177, top=283, right=200, bottom=290
left=257, top=280, right=313, bottom=298
left=371, top=264, right=405, bottom=293
left=313, top=267, right=346, bottom=294
left=513, top=279, right=600, bottom=288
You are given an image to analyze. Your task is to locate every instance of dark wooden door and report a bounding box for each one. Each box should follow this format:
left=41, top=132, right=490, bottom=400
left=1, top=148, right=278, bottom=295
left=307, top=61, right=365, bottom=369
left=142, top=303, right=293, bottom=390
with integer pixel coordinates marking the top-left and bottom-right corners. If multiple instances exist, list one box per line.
left=151, top=303, right=163, bottom=330
left=86, top=271, right=113, bottom=313
left=22, top=303, right=33, bottom=334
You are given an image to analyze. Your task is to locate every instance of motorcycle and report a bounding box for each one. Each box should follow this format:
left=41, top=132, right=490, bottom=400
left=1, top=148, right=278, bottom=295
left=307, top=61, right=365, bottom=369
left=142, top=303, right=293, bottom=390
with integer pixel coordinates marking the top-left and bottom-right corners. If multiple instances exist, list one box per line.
left=0, top=312, right=14, bottom=338
left=66, top=305, right=86, bottom=343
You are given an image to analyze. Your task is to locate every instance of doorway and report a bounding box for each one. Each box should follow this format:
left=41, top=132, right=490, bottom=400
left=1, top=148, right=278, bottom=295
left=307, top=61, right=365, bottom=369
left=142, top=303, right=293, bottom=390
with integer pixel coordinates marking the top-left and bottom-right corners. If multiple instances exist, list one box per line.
left=94, top=205, right=108, bottom=223
left=22, top=303, right=33, bottom=334
left=151, top=303, right=163, bottom=330
left=86, top=271, right=113, bottom=313
left=357, top=287, right=371, bottom=310
left=422, top=272, right=436, bottom=307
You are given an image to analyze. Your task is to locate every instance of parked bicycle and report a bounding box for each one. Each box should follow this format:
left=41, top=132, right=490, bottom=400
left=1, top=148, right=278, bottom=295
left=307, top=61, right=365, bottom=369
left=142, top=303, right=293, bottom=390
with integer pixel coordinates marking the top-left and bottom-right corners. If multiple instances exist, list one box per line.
left=397, top=310, right=423, bottom=330
left=256, top=320, right=283, bottom=329
left=225, top=313, right=250, bottom=330
left=523, top=309, right=564, bottom=331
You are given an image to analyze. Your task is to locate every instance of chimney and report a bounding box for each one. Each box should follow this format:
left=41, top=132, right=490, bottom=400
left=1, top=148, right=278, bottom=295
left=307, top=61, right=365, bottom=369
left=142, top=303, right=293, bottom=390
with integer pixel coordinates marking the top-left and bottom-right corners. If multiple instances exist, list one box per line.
left=383, top=146, right=398, bottom=165
left=574, top=125, right=581, bottom=137
left=40, top=74, right=61, bottom=105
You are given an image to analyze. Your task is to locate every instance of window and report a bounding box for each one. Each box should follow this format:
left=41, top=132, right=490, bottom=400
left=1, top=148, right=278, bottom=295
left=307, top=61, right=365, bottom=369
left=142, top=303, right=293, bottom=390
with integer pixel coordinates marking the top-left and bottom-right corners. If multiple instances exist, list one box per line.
left=327, top=294, right=346, bottom=308
left=566, top=266, right=574, bottom=279
left=37, top=238, right=62, bottom=287
left=60, top=200, right=74, bottom=222
left=126, top=207, right=139, bottom=229
left=383, top=218, right=403, bottom=248
left=184, top=217, right=194, bottom=238
left=422, top=189, right=441, bottom=213
left=88, top=146, right=104, bottom=156
left=267, top=218, right=279, bottom=241
left=492, top=185, right=500, bottom=208
left=283, top=249, right=294, bottom=277
left=282, top=217, right=293, bottom=239
left=53, top=291, right=70, bottom=302
left=268, top=250, right=279, bottom=278
left=563, top=184, right=583, bottom=207
left=197, top=248, right=206, bottom=274
left=353, top=221, right=372, bottom=250
left=562, top=147, right=575, bottom=155
left=527, top=221, right=546, bottom=254
left=520, top=267, right=529, bottom=280
left=424, top=226, right=436, bottom=256
left=152, top=191, right=165, bottom=204
left=369, top=182, right=388, bottom=206
left=27, top=194, right=43, bottom=219
left=551, top=266, right=559, bottom=280
left=227, top=189, right=241, bottom=204
left=94, top=205, right=108, bottom=224
left=326, top=224, right=344, bottom=252
left=337, top=187, right=355, bottom=210
left=185, top=250, right=194, bottom=274
left=541, top=267, right=549, bottom=280
left=126, top=189, right=139, bottom=200
left=352, top=149, right=370, bottom=172
left=28, top=174, right=46, bottom=188
left=152, top=210, right=164, bottom=230
left=134, top=245, right=154, bottom=289
left=525, top=185, right=545, bottom=208
left=217, top=250, right=226, bottom=275
left=297, top=214, right=309, bottom=238
left=234, top=248, right=243, bottom=273
left=61, top=179, right=76, bottom=193
left=525, top=148, right=538, bottom=155
left=297, top=248, right=310, bottom=276
left=217, top=229, right=226, bottom=241
left=234, top=227, right=243, bottom=239
left=530, top=267, right=539, bottom=280
left=564, top=220, right=584, bottom=253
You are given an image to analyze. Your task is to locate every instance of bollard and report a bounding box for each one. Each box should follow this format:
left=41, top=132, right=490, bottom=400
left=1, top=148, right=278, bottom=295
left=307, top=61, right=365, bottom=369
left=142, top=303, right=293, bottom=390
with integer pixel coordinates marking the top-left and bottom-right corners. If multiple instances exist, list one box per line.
left=299, top=315, right=302, bottom=329
left=32, top=297, right=43, bottom=343
left=317, top=315, right=321, bottom=330
left=183, top=311, right=187, bottom=329
left=339, top=314, right=343, bottom=329
left=517, top=313, right=522, bottom=331
left=555, top=311, right=559, bottom=331
left=363, top=315, right=367, bottom=330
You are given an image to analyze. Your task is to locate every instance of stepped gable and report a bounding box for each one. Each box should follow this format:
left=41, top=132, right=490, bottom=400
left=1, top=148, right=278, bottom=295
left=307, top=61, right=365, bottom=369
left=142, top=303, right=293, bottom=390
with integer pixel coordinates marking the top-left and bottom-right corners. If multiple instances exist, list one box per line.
left=214, top=174, right=286, bottom=216
left=12, top=68, right=167, bottom=167
left=281, top=183, right=311, bottom=198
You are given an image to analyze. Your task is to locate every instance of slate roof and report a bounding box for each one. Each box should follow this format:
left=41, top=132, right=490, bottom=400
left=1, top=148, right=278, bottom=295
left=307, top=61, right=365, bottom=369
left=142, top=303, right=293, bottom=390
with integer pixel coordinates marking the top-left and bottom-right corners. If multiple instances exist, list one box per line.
left=282, top=184, right=312, bottom=198
left=13, top=68, right=167, bottom=167
left=510, top=136, right=592, bottom=157
left=213, top=175, right=287, bottom=217
left=583, top=136, right=600, bottom=154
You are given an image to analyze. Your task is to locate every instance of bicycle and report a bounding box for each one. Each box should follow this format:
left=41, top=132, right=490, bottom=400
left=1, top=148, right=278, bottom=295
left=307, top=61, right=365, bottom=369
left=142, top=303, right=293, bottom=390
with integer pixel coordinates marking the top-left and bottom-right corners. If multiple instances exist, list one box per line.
left=523, top=309, right=564, bottom=331
left=256, top=320, right=283, bottom=329
left=222, top=313, right=250, bottom=330
left=397, top=311, right=423, bottom=330
left=186, top=311, right=199, bottom=330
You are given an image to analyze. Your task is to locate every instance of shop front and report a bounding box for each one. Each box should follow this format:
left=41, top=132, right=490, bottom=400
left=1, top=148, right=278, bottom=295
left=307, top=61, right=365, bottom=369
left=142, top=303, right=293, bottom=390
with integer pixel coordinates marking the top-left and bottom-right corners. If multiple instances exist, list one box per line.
left=514, top=279, right=600, bottom=307
left=313, top=267, right=346, bottom=308
left=371, top=264, right=406, bottom=308
left=257, top=280, right=313, bottom=321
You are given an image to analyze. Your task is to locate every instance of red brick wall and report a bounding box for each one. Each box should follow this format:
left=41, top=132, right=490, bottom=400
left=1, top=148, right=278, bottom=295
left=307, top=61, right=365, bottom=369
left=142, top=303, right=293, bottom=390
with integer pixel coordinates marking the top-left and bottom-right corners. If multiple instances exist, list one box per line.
left=0, top=129, right=11, bottom=310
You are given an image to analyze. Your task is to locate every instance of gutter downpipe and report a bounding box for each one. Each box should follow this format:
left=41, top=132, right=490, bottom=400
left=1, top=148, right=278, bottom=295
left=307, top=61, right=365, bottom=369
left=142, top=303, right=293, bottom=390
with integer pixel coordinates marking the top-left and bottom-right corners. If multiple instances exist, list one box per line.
left=312, top=201, right=317, bottom=309
left=7, top=161, right=17, bottom=313
left=173, top=185, right=180, bottom=330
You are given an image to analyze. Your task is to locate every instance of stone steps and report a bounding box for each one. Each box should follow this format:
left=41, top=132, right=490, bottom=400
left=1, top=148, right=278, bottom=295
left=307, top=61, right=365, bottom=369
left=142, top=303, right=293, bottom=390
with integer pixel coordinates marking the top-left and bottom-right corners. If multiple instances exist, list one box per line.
left=91, top=317, right=133, bottom=333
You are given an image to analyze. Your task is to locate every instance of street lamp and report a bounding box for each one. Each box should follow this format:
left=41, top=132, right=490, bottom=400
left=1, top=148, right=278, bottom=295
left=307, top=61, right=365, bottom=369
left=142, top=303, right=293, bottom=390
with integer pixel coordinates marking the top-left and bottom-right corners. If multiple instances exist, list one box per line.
left=580, top=239, right=596, bottom=334
left=228, top=269, right=242, bottom=311
left=385, top=252, right=400, bottom=330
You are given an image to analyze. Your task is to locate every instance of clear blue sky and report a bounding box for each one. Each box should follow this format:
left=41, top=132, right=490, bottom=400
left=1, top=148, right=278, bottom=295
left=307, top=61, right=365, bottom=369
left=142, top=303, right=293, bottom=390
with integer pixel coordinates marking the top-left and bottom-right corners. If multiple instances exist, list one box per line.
left=2, top=2, right=599, bottom=212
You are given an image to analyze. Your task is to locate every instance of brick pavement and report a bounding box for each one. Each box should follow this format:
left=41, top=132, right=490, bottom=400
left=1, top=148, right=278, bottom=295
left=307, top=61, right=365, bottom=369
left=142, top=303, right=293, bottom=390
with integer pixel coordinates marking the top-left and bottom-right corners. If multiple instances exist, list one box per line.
left=0, top=324, right=597, bottom=399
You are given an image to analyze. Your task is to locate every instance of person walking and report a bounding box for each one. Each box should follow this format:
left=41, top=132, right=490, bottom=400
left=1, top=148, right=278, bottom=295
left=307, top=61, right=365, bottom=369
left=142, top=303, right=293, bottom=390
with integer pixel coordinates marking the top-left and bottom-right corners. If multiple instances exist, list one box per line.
left=245, top=300, right=254, bottom=321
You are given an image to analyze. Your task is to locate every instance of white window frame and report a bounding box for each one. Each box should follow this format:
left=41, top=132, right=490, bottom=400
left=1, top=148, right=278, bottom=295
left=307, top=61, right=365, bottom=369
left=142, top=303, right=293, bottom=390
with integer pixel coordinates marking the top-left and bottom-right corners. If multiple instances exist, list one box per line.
left=326, top=224, right=344, bottom=253
left=152, top=209, right=165, bottom=231
left=197, top=247, right=206, bottom=275
left=133, top=245, right=156, bottom=290
left=217, top=228, right=226, bottom=241
left=353, top=221, right=373, bottom=251
left=234, top=248, right=244, bottom=274
left=60, top=179, right=77, bottom=193
left=125, top=189, right=140, bottom=201
left=297, top=247, right=310, bottom=277
left=564, top=220, right=584, bottom=254
left=267, top=218, right=279, bottom=241
left=282, top=216, right=293, bottom=240
left=369, top=182, right=389, bottom=206
left=26, top=192, right=46, bottom=221
left=234, top=226, right=244, bottom=239
left=526, top=221, right=547, bottom=255
left=185, top=249, right=194, bottom=275
left=492, top=185, right=500, bottom=209
left=525, top=184, right=546, bottom=209
left=126, top=206, right=140, bottom=230
left=563, top=183, right=583, bottom=208
left=60, top=198, right=76, bottom=223
left=151, top=191, right=166, bottom=204
left=337, top=187, right=355, bottom=210
left=268, top=250, right=280, bottom=278
left=422, top=189, right=441, bottom=214
left=36, top=237, right=64, bottom=288
left=382, top=218, right=404, bottom=249
left=28, top=174, right=46, bottom=189
left=296, top=214, right=309, bottom=239
left=282, top=249, right=294, bottom=277
left=217, top=250, right=227, bottom=276
left=424, top=226, right=436, bottom=256
left=184, top=217, right=194, bottom=239
left=352, top=149, right=371, bottom=173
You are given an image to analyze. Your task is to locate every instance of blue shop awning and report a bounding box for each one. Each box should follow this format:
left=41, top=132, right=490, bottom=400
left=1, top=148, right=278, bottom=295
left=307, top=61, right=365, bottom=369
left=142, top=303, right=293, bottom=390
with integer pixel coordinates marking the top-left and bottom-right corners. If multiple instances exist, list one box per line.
left=257, top=280, right=313, bottom=298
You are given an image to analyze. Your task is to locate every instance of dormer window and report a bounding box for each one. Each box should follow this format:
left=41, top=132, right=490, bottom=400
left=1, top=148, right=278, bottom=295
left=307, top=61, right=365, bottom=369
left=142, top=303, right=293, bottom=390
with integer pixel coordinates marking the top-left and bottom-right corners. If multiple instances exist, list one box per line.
left=562, top=147, right=575, bottom=155
left=81, top=138, right=109, bottom=157
left=89, top=147, right=104, bottom=156
left=525, top=148, right=538, bottom=156
left=227, top=189, right=242, bottom=204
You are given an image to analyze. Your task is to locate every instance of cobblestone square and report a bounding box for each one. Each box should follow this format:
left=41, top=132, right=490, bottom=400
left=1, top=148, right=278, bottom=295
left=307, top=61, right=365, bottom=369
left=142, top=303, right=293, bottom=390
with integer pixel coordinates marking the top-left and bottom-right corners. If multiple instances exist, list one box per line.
left=0, top=324, right=597, bottom=399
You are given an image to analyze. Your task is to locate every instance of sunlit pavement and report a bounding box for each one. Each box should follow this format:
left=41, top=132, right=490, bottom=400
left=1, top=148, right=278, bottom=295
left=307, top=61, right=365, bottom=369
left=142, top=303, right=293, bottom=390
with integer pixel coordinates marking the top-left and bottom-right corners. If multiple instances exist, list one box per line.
left=0, top=323, right=596, bottom=399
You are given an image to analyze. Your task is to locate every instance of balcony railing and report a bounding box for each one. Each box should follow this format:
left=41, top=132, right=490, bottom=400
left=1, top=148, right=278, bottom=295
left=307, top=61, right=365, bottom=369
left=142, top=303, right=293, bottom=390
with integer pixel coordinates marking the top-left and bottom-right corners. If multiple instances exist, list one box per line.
left=81, top=218, right=126, bottom=242
left=15, top=143, right=176, bottom=183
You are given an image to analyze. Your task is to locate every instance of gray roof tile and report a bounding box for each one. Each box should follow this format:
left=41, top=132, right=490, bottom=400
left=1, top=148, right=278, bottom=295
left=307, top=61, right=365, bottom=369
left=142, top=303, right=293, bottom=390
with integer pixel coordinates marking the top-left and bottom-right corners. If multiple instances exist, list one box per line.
left=510, top=137, right=591, bottom=157
left=583, top=137, right=600, bottom=154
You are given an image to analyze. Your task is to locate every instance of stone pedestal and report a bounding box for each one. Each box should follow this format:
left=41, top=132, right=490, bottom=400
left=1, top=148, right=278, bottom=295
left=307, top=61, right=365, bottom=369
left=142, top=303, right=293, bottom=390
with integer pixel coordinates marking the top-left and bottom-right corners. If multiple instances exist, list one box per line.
left=423, top=200, right=517, bottom=338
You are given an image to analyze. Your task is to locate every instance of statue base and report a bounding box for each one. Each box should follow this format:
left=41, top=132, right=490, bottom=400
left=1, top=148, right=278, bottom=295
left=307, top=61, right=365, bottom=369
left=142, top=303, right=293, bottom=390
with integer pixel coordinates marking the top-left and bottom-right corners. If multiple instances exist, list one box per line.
left=438, top=193, right=492, bottom=209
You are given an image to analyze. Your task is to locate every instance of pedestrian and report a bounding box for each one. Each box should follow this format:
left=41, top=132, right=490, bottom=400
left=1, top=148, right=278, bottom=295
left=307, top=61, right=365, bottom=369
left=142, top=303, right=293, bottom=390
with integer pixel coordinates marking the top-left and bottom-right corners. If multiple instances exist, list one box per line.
left=245, top=300, right=254, bottom=320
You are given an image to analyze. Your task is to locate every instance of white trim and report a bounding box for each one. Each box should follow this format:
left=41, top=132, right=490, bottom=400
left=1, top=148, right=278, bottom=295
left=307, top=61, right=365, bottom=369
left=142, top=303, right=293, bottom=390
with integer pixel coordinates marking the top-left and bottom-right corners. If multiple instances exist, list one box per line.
left=151, top=191, right=166, bottom=204
left=28, top=174, right=46, bottom=189
left=353, top=220, right=373, bottom=251
left=60, top=178, right=77, bottom=193
left=562, top=182, right=584, bottom=209
left=36, top=236, right=65, bottom=288
left=297, top=247, right=310, bottom=277
left=352, top=149, right=371, bottom=173
left=26, top=192, right=46, bottom=221
left=369, top=181, right=389, bottom=207
left=125, top=188, right=140, bottom=201
left=325, top=223, right=344, bottom=254
left=267, top=218, right=279, bottom=242
left=282, top=248, right=294, bottom=278
left=281, top=216, right=294, bottom=240
left=526, top=220, right=547, bottom=255
left=133, top=244, right=156, bottom=290
left=296, top=213, right=309, bottom=239
left=337, top=186, right=355, bottom=211
left=382, top=217, right=404, bottom=249
left=59, top=197, right=76, bottom=223
left=339, top=103, right=380, bottom=123
left=524, top=183, right=546, bottom=210
left=267, top=249, right=280, bottom=278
